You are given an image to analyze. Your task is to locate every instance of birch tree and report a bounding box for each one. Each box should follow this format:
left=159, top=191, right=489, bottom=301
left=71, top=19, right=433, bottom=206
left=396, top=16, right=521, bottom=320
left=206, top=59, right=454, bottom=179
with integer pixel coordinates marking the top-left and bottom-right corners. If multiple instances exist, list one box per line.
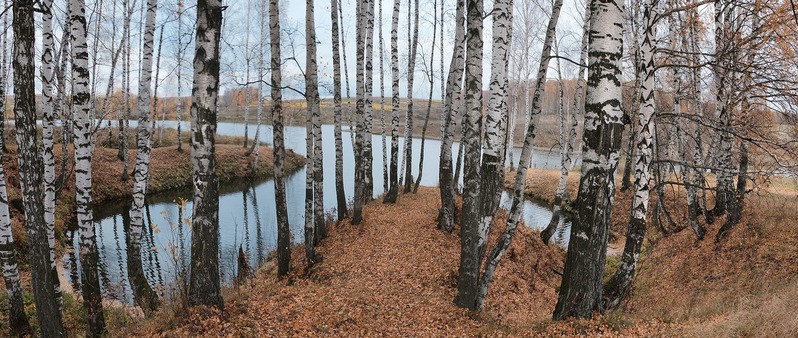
left=177, top=2, right=185, bottom=152
left=351, top=0, right=367, bottom=224
left=553, top=0, right=626, bottom=320
left=454, top=0, right=485, bottom=310
left=402, top=0, right=420, bottom=193
left=128, top=0, right=161, bottom=314
left=383, top=0, right=401, bottom=204
left=477, top=0, right=513, bottom=265
left=437, top=0, right=466, bottom=231
left=379, top=0, right=388, bottom=193
left=41, top=0, right=63, bottom=308
left=0, top=18, right=30, bottom=333
left=188, top=0, right=224, bottom=308
left=474, top=0, right=562, bottom=312
left=331, top=0, right=349, bottom=219
left=362, top=0, right=376, bottom=200
left=603, top=0, right=656, bottom=310
left=70, top=0, right=108, bottom=333
left=306, top=0, right=327, bottom=251
left=270, top=0, right=291, bottom=276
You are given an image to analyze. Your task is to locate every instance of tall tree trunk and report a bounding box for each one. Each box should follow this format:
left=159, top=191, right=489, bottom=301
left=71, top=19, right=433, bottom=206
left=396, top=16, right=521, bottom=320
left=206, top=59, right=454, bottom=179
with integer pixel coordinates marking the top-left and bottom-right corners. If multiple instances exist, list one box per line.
left=307, top=0, right=327, bottom=248
left=603, top=0, right=656, bottom=310
left=270, top=0, right=291, bottom=276
left=454, top=0, right=485, bottom=310
left=243, top=1, right=252, bottom=150
left=402, top=0, right=420, bottom=193
left=476, top=0, right=513, bottom=272
left=70, top=0, right=107, bottom=333
left=245, top=0, right=266, bottom=168
left=331, top=0, right=348, bottom=219
left=120, top=0, right=133, bottom=182
left=437, top=0, right=466, bottom=231
left=383, top=0, right=402, bottom=204
left=177, top=3, right=185, bottom=152
left=379, top=0, right=388, bottom=194
left=0, top=17, right=30, bottom=333
left=128, top=0, right=161, bottom=315
left=474, top=0, right=562, bottom=312
left=351, top=0, right=367, bottom=224
left=413, top=0, right=438, bottom=193
left=41, top=0, right=63, bottom=309
left=187, top=0, right=224, bottom=309
left=362, top=0, right=375, bottom=202
left=711, top=0, right=733, bottom=219
left=553, top=0, right=625, bottom=320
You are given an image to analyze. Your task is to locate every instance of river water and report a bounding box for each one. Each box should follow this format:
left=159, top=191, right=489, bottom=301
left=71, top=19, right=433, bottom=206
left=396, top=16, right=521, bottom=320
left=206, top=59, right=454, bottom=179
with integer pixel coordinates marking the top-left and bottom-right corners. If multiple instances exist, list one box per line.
left=63, top=121, right=574, bottom=303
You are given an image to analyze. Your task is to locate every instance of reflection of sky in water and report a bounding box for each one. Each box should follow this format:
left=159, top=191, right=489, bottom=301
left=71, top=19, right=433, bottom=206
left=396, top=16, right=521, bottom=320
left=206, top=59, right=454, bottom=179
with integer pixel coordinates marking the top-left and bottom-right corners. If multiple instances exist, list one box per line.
left=65, top=122, right=574, bottom=303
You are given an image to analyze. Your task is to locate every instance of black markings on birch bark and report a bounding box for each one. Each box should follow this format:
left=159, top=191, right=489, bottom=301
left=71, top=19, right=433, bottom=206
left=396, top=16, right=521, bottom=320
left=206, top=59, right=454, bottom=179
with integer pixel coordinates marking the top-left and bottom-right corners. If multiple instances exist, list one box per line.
left=270, top=0, right=291, bottom=276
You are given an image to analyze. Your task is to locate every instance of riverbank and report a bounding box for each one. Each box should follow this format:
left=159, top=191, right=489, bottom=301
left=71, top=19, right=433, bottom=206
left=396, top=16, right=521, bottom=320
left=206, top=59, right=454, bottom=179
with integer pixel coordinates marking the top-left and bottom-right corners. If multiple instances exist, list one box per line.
left=115, top=187, right=676, bottom=337
left=0, top=132, right=305, bottom=335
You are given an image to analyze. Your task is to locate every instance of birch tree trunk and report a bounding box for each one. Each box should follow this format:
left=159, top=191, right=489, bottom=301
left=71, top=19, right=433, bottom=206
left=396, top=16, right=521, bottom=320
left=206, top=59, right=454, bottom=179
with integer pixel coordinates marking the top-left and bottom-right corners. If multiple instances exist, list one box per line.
left=243, top=1, right=252, bottom=149
left=245, top=0, right=266, bottom=168
left=437, top=0, right=466, bottom=232
left=603, top=0, right=656, bottom=310
left=711, top=0, right=733, bottom=219
left=177, top=4, right=185, bottom=152
left=476, top=0, right=513, bottom=268
left=474, top=0, right=562, bottom=312
left=70, top=0, right=107, bottom=333
left=362, top=0, right=375, bottom=201
left=0, top=19, right=30, bottom=333
left=383, top=0, right=401, bottom=204
left=553, top=0, right=625, bottom=320
left=270, top=0, right=291, bottom=276
left=13, top=4, right=66, bottom=331
left=128, top=0, right=161, bottom=314
left=306, top=0, right=327, bottom=248
left=41, top=0, right=63, bottom=308
left=187, top=0, right=224, bottom=309
left=120, top=0, right=133, bottom=182
left=454, top=0, right=485, bottom=310
left=379, top=0, right=388, bottom=193
left=351, top=0, right=367, bottom=224
left=331, top=0, right=349, bottom=219
left=402, top=0, right=420, bottom=193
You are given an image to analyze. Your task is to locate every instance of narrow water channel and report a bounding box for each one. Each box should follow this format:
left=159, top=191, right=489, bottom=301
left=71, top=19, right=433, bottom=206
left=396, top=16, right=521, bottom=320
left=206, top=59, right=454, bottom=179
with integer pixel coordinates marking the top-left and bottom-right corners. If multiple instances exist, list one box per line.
left=64, top=121, right=575, bottom=303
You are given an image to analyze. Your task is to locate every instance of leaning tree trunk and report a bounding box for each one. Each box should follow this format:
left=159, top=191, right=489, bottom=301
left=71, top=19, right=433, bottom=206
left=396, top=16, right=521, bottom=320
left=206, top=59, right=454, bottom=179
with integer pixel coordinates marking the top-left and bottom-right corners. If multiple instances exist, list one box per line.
left=307, top=0, right=327, bottom=248
left=413, top=0, right=438, bottom=193
left=244, top=0, right=266, bottom=169
left=383, top=0, right=401, bottom=204
left=603, top=0, right=656, bottom=310
left=71, top=0, right=107, bottom=333
left=128, top=0, right=161, bottom=315
left=41, top=0, right=63, bottom=308
left=553, top=0, right=625, bottom=320
left=454, top=0, right=485, bottom=310
left=541, top=2, right=590, bottom=244
left=13, top=4, right=66, bottom=333
left=437, top=0, right=466, bottom=232
left=331, top=0, right=348, bottom=219
left=0, top=20, right=30, bottom=333
left=402, top=0, right=420, bottom=193
left=270, top=0, right=291, bottom=276
left=474, top=0, right=562, bottom=312
left=187, top=0, right=224, bottom=309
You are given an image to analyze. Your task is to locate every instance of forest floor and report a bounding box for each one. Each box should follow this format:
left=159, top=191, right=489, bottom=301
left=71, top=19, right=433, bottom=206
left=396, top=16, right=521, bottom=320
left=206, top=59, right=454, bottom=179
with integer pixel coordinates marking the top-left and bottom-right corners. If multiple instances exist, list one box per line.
left=117, top=168, right=798, bottom=337
left=0, top=128, right=305, bottom=335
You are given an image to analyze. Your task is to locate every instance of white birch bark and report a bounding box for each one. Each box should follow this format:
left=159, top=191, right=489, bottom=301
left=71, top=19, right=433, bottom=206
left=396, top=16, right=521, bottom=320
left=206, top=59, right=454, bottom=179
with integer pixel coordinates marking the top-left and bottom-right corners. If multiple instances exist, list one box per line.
left=331, top=0, right=349, bottom=219
left=401, top=0, right=420, bottom=193
left=383, top=0, right=402, bottom=204
left=41, top=0, right=63, bottom=308
left=554, top=0, right=626, bottom=320
left=128, top=0, right=161, bottom=314
left=270, top=0, right=291, bottom=276
left=187, top=0, right=224, bottom=308
left=71, top=0, right=107, bottom=332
